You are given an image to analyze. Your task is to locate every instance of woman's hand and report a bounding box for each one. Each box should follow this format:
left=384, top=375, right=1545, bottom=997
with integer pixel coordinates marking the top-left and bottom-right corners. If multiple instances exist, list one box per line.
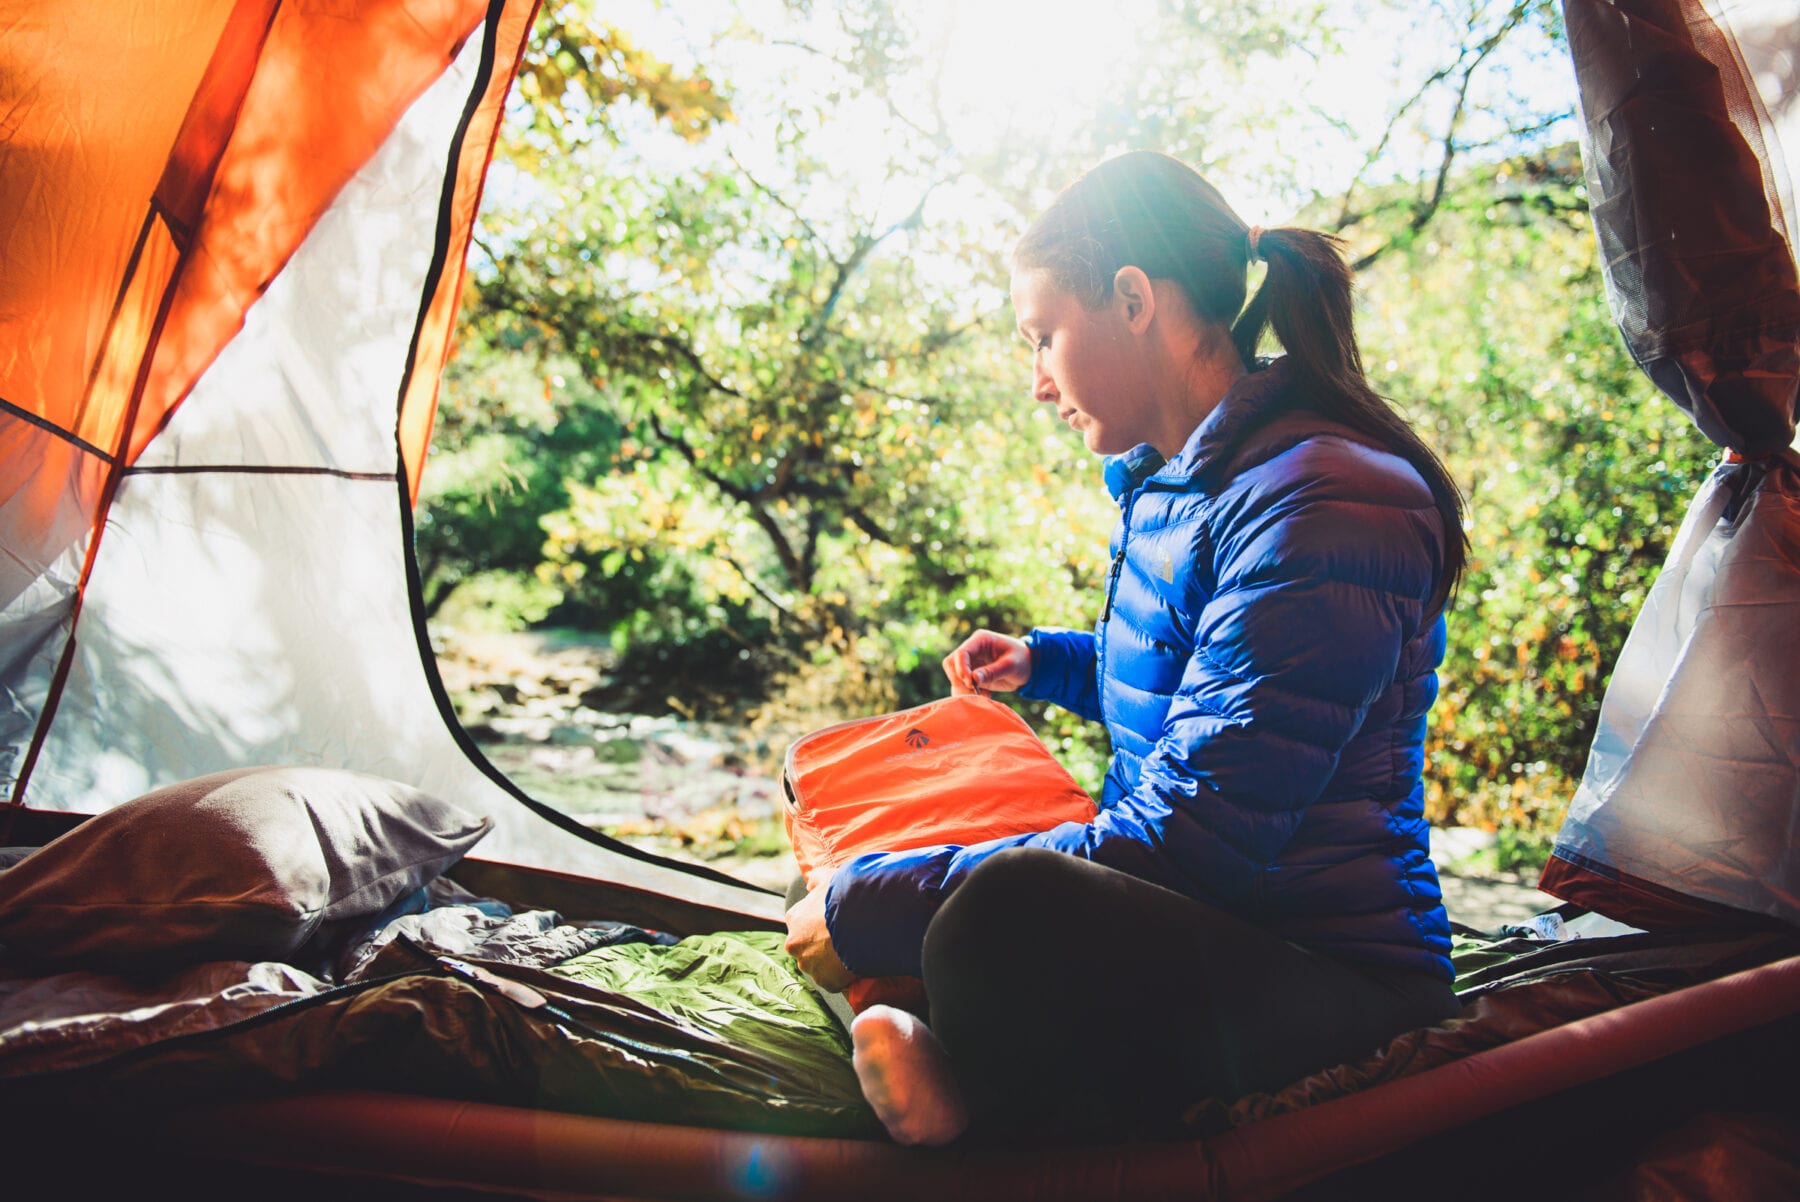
left=942, top=630, right=1032, bottom=697
left=785, top=882, right=856, bottom=992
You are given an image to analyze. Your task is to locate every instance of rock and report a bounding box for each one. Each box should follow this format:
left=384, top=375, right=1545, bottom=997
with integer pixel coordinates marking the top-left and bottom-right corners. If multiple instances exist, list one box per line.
left=629, top=715, right=680, bottom=737
left=548, top=723, right=596, bottom=747
left=579, top=686, right=621, bottom=711
left=530, top=745, right=597, bottom=772
left=436, top=629, right=800, bottom=880
left=592, top=737, right=643, bottom=764
left=490, top=716, right=555, bottom=742
left=650, top=730, right=727, bottom=768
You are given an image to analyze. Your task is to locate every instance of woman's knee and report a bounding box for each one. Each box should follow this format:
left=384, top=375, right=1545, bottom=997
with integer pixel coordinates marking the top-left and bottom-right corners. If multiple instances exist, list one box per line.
left=937, top=848, right=1072, bottom=930
left=921, top=848, right=1087, bottom=980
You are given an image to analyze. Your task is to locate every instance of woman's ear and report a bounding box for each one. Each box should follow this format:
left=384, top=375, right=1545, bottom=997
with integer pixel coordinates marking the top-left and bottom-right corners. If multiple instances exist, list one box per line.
left=1112, top=266, right=1156, bottom=334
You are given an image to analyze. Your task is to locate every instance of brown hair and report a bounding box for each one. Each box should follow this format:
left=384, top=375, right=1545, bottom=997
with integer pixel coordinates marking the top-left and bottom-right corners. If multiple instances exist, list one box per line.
left=1012, top=150, right=1467, bottom=616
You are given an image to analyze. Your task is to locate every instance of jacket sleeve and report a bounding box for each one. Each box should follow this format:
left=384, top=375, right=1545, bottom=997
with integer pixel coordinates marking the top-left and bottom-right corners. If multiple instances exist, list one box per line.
left=825, top=464, right=1439, bottom=979
left=1015, top=626, right=1102, bottom=723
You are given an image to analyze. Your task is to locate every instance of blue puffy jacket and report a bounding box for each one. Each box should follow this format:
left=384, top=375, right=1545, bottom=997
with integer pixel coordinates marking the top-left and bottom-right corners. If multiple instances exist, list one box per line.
left=826, top=359, right=1454, bottom=981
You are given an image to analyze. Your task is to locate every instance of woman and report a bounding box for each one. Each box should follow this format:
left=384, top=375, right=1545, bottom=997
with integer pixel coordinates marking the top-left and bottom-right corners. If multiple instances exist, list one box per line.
left=785, top=150, right=1467, bottom=1145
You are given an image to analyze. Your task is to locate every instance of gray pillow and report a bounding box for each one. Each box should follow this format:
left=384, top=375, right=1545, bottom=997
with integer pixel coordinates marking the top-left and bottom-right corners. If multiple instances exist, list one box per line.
left=0, top=767, right=490, bottom=969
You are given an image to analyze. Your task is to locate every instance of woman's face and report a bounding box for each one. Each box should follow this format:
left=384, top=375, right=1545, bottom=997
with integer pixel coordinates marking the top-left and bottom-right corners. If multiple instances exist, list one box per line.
left=1010, top=268, right=1155, bottom=456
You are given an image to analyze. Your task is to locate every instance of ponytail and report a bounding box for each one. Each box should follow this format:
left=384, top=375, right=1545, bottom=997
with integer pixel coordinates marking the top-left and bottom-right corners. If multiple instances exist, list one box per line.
left=1233, top=228, right=1468, bottom=616
left=1015, top=152, right=1468, bottom=617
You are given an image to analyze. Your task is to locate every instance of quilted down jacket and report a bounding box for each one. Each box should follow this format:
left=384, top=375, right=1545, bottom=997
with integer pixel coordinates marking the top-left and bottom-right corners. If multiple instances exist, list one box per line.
left=826, top=358, right=1455, bottom=981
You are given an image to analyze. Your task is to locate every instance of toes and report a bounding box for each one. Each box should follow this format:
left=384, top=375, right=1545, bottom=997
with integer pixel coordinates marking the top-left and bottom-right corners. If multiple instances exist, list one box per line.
left=850, top=1006, right=969, bottom=1146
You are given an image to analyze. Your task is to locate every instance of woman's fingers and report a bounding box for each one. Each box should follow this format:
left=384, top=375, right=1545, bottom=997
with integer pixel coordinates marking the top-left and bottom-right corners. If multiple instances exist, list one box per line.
left=961, top=649, right=989, bottom=697
left=785, top=886, right=855, bottom=992
left=944, top=631, right=1026, bottom=695
left=942, top=647, right=974, bottom=694
left=944, top=642, right=987, bottom=694
left=944, top=639, right=985, bottom=694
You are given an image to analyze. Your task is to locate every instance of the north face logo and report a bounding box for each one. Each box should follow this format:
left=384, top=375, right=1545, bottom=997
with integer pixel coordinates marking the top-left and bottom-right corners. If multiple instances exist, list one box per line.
left=903, top=728, right=930, bottom=749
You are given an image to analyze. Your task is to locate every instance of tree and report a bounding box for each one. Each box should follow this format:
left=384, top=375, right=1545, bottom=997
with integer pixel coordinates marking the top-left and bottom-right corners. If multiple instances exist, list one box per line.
left=427, top=0, right=1705, bottom=832
left=417, top=5, right=732, bottom=622
left=1353, top=145, right=1716, bottom=838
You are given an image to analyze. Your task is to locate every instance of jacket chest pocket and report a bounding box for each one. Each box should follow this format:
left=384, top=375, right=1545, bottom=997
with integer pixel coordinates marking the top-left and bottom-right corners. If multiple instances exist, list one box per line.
left=1122, top=562, right=1205, bottom=659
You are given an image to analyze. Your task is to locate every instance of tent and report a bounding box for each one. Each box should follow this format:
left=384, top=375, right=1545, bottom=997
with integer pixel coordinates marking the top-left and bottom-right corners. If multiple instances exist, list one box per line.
left=0, top=0, right=1795, bottom=1197
left=0, top=0, right=776, bottom=934
left=1538, top=0, right=1800, bottom=935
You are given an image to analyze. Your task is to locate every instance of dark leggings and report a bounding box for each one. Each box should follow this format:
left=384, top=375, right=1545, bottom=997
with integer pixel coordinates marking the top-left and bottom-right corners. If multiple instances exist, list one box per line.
left=915, top=848, right=1459, bottom=1135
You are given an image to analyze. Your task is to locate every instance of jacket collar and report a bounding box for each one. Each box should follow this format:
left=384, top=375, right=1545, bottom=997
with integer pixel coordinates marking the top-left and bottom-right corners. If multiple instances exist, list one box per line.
left=1100, top=357, right=1297, bottom=503
left=1159, top=356, right=1296, bottom=487
left=1102, top=443, right=1166, bottom=502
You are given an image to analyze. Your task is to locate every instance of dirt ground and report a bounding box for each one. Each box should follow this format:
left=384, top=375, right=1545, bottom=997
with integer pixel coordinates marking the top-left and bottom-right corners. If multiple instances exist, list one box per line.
left=1429, top=827, right=1560, bottom=932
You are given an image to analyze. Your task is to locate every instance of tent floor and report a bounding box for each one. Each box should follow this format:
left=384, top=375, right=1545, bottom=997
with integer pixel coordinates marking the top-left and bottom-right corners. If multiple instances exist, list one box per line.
left=1293, top=1013, right=1800, bottom=1201
left=4, top=1007, right=1794, bottom=1202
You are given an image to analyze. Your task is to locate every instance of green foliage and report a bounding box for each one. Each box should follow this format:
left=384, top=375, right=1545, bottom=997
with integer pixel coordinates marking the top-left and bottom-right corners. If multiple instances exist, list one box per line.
left=1466, top=823, right=1562, bottom=876
left=511, top=3, right=732, bottom=158
left=421, top=0, right=1706, bottom=842
left=1354, top=150, right=1717, bottom=834
left=417, top=322, right=625, bottom=620
left=433, top=570, right=565, bottom=633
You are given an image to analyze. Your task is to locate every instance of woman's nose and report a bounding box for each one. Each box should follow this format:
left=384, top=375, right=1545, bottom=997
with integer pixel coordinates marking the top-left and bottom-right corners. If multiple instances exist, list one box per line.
left=1032, top=362, right=1057, bottom=403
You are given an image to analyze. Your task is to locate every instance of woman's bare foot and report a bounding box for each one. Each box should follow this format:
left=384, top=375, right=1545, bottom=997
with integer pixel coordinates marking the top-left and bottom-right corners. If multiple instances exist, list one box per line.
left=850, top=1005, right=970, bottom=1146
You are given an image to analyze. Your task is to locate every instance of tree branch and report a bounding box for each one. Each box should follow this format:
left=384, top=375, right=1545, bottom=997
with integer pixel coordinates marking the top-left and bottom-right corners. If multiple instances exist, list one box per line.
left=715, top=549, right=818, bottom=633
left=645, top=411, right=814, bottom=592
left=1335, top=54, right=1464, bottom=229
left=646, top=411, right=747, bottom=501
left=727, top=148, right=828, bottom=253
left=1346, top=0, right=1536, bottom=271
left=805, top=181, right=941, bottom=347
left=614, top=327, right=747, bottom=400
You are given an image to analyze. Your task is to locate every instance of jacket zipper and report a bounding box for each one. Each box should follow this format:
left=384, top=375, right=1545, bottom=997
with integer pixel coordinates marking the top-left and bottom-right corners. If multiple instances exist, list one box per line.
left=1098, top=487, right=1142, bottom=702
left=1100, top=548, right=1127, bottom=623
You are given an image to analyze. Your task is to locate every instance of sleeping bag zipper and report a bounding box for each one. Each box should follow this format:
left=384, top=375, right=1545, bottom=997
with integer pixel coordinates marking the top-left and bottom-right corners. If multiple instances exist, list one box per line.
left=429, top=952, right=765, bottom=1087
left=0, top=963, right=436, bottom=1087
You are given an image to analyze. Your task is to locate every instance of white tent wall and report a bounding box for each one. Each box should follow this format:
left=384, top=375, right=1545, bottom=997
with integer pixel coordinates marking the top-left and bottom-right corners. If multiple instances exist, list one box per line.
left=1550, top=0, right=1800, bottom=924
left=0, top=432, right=97, bottom=789
left=1556, top=453, right=1800, bottom=921
left=15, top=15, right=777, bottom=922
left=1724, top=0, right=1799, bottom=257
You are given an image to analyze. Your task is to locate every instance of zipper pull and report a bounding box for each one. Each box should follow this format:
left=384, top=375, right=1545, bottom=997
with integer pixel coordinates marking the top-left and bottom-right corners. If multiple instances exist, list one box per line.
left=1101, top=547, right=1127, bottom=623
left=1101, top=481, right=1145, bottom=625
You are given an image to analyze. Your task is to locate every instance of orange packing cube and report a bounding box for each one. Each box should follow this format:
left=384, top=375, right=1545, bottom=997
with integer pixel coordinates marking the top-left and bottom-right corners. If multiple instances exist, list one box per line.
left=782, top=694, right=1097, bottom=1014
